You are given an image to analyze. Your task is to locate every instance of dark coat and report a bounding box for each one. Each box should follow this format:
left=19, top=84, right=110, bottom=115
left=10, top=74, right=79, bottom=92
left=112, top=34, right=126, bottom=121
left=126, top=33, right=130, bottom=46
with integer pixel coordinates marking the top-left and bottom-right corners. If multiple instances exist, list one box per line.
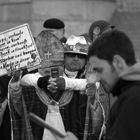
left=106, top=79, right=140, bottom=140
left=0, top=75, right=11, bottom=140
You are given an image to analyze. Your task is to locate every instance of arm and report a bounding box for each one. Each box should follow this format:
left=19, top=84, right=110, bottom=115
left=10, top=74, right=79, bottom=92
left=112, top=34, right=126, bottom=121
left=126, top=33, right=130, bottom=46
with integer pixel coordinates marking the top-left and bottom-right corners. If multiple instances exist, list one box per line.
left=63, top=77, right=87, bottom=90
left=9, top=71, right=40, bottom=115
left=21, top=72, right=42, bottom=87
left=21, top=73, right=50, bottom=91
left=22, top=74, right=88, bottom=91
left=62, top=71, right=99, bottom=91
left=8, top=71, right=23, bottom=115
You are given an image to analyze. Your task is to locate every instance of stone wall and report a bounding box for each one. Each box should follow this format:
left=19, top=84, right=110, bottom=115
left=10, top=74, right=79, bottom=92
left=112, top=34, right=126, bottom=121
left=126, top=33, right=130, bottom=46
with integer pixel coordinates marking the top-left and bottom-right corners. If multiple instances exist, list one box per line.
left=31, top=0, right=115, bottom=37
left=0, top=0, right=32, bottom=33
left=0, top=0, right=140, bottom=58
left=111, top=11, right=140, bottom=59
left=0, top=0, right=115, bottom=37
left=111, top=0, right=140, bottom=59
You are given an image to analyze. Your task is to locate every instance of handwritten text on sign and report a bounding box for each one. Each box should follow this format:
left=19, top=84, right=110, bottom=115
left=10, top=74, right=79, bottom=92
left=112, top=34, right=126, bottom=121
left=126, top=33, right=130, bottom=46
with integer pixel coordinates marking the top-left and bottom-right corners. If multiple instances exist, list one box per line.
left=0, top=24, right=41, bottom=76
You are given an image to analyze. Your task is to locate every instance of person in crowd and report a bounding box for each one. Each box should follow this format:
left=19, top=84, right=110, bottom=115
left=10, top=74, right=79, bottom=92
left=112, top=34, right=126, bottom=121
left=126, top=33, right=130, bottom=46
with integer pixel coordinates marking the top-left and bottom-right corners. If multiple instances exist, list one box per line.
left=0, top=75, right=11, bottom=140
left=9, top=29, right=106, bottom=140
left=60, top=35, right=106, bottom=140
left=88, top=20, right=115, bottom=42
left=0, top=68, right=37, bottom=140
left=88, top=19, right=117, bottom=119
left=8, top=30, right=65, bottom=140
left=43, top=18, right=67, bottom=43
left=58, top=29, right=140, bottom=140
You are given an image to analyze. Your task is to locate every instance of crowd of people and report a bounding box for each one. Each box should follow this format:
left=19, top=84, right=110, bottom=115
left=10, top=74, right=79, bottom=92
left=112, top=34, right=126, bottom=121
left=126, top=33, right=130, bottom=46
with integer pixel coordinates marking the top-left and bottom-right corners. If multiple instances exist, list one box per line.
left=0, top=17, right=140, bottom=140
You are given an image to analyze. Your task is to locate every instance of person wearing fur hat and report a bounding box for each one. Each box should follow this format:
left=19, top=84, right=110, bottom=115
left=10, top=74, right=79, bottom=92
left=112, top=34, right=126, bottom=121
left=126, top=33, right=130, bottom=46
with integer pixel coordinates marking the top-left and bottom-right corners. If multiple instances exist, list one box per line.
left=88, top=20, right=115, bottom=42
left=43, top=18, right=67, bottom=43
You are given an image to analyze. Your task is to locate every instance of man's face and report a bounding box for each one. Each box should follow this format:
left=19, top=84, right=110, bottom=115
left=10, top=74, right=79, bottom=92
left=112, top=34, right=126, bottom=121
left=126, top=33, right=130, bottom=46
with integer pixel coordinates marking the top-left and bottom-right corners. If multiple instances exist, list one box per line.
left=88, top=56, right=119, bottom=92
left=64, top=53, right=86, bottom=72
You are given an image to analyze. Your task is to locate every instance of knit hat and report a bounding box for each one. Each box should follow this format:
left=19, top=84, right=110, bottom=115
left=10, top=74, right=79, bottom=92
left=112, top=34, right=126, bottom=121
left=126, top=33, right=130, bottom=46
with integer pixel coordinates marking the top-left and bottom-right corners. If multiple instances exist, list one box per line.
left=64, top=35, right=89, bottom=56
left=43, top=18, right=65, bottom=29
left=89, top=20, right=115, bottom=41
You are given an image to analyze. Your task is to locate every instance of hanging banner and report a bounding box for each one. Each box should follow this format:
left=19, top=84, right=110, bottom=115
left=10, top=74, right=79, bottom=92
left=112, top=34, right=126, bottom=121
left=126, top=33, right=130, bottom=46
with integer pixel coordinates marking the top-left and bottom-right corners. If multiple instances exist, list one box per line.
left=0, top=23, right=41, bottom=76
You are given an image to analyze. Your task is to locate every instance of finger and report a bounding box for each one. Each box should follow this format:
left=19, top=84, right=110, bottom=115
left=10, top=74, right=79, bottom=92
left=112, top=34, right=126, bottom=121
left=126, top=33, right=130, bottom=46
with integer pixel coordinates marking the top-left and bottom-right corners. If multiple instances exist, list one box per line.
left=47, top=85, right=58, bottom=89
left=49, top=77, right=57, bottom=82
left=47, top=86, right=58, bottom=93
left=48, top=81, right=57, bottom=86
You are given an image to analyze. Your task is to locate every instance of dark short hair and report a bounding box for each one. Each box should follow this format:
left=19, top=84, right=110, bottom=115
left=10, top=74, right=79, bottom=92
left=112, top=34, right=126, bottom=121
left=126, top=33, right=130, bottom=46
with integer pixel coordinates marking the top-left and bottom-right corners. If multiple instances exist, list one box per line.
left=88, top=29, right=136, bottom=66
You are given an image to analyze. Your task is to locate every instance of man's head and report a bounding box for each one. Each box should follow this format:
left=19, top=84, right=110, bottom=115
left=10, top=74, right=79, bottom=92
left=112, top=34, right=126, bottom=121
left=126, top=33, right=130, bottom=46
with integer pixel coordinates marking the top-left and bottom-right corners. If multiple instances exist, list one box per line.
left=64, top=35, right=89, bottom=72
left=43, top=18, right=66, bottom=42
left=87, top=29, right=136, bottom=92
left=89, top=20, right=115, bottom=42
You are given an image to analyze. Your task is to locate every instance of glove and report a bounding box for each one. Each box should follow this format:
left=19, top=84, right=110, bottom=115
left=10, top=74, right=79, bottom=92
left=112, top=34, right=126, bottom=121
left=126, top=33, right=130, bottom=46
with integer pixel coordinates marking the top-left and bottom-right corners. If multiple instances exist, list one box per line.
left=37, top=75, right=50, bottom=91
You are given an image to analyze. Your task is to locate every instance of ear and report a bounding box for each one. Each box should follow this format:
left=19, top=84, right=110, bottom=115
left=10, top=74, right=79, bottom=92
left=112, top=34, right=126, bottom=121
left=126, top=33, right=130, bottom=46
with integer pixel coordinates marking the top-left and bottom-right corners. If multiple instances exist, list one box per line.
left=112, top=55, right=126, bottom=73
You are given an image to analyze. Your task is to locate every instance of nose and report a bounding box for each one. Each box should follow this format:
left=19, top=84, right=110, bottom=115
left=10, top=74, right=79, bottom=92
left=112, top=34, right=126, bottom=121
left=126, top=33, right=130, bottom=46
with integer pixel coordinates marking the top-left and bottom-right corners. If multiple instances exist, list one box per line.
left=73, top=55, right=79, bottom=60
left=95, top=74, right=100, bottom=82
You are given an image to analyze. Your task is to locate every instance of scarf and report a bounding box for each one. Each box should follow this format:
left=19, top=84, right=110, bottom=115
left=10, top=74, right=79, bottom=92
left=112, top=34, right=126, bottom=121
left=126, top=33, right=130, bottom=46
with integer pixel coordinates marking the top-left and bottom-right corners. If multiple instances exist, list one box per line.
left=43, top=105, right=66, bottom=140
left=64, top=69, right=78, bottom=78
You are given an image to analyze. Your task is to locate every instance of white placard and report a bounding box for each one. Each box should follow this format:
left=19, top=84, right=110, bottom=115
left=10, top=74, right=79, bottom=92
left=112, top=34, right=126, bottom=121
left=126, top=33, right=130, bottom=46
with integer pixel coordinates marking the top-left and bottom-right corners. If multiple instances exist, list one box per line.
left=0, top=23, right=41, bottom=76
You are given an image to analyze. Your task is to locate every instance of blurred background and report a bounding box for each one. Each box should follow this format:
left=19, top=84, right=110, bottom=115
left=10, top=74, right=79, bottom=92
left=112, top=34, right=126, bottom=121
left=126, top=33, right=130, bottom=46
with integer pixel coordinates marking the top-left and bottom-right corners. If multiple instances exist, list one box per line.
left=0, top=0, right=140, bottom=59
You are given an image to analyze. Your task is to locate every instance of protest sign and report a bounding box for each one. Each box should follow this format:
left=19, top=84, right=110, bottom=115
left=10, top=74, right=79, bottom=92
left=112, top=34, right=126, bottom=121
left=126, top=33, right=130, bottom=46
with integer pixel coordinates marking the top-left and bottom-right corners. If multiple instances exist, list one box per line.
left=0, top=23, right=41, bottom=76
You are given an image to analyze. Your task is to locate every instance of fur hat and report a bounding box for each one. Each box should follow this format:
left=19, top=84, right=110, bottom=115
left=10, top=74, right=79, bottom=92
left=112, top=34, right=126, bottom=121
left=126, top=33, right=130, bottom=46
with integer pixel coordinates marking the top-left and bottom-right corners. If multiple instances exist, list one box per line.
left=89, top=20, right=115, bottom=41
left=43, top=18, right=65, bottom=29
